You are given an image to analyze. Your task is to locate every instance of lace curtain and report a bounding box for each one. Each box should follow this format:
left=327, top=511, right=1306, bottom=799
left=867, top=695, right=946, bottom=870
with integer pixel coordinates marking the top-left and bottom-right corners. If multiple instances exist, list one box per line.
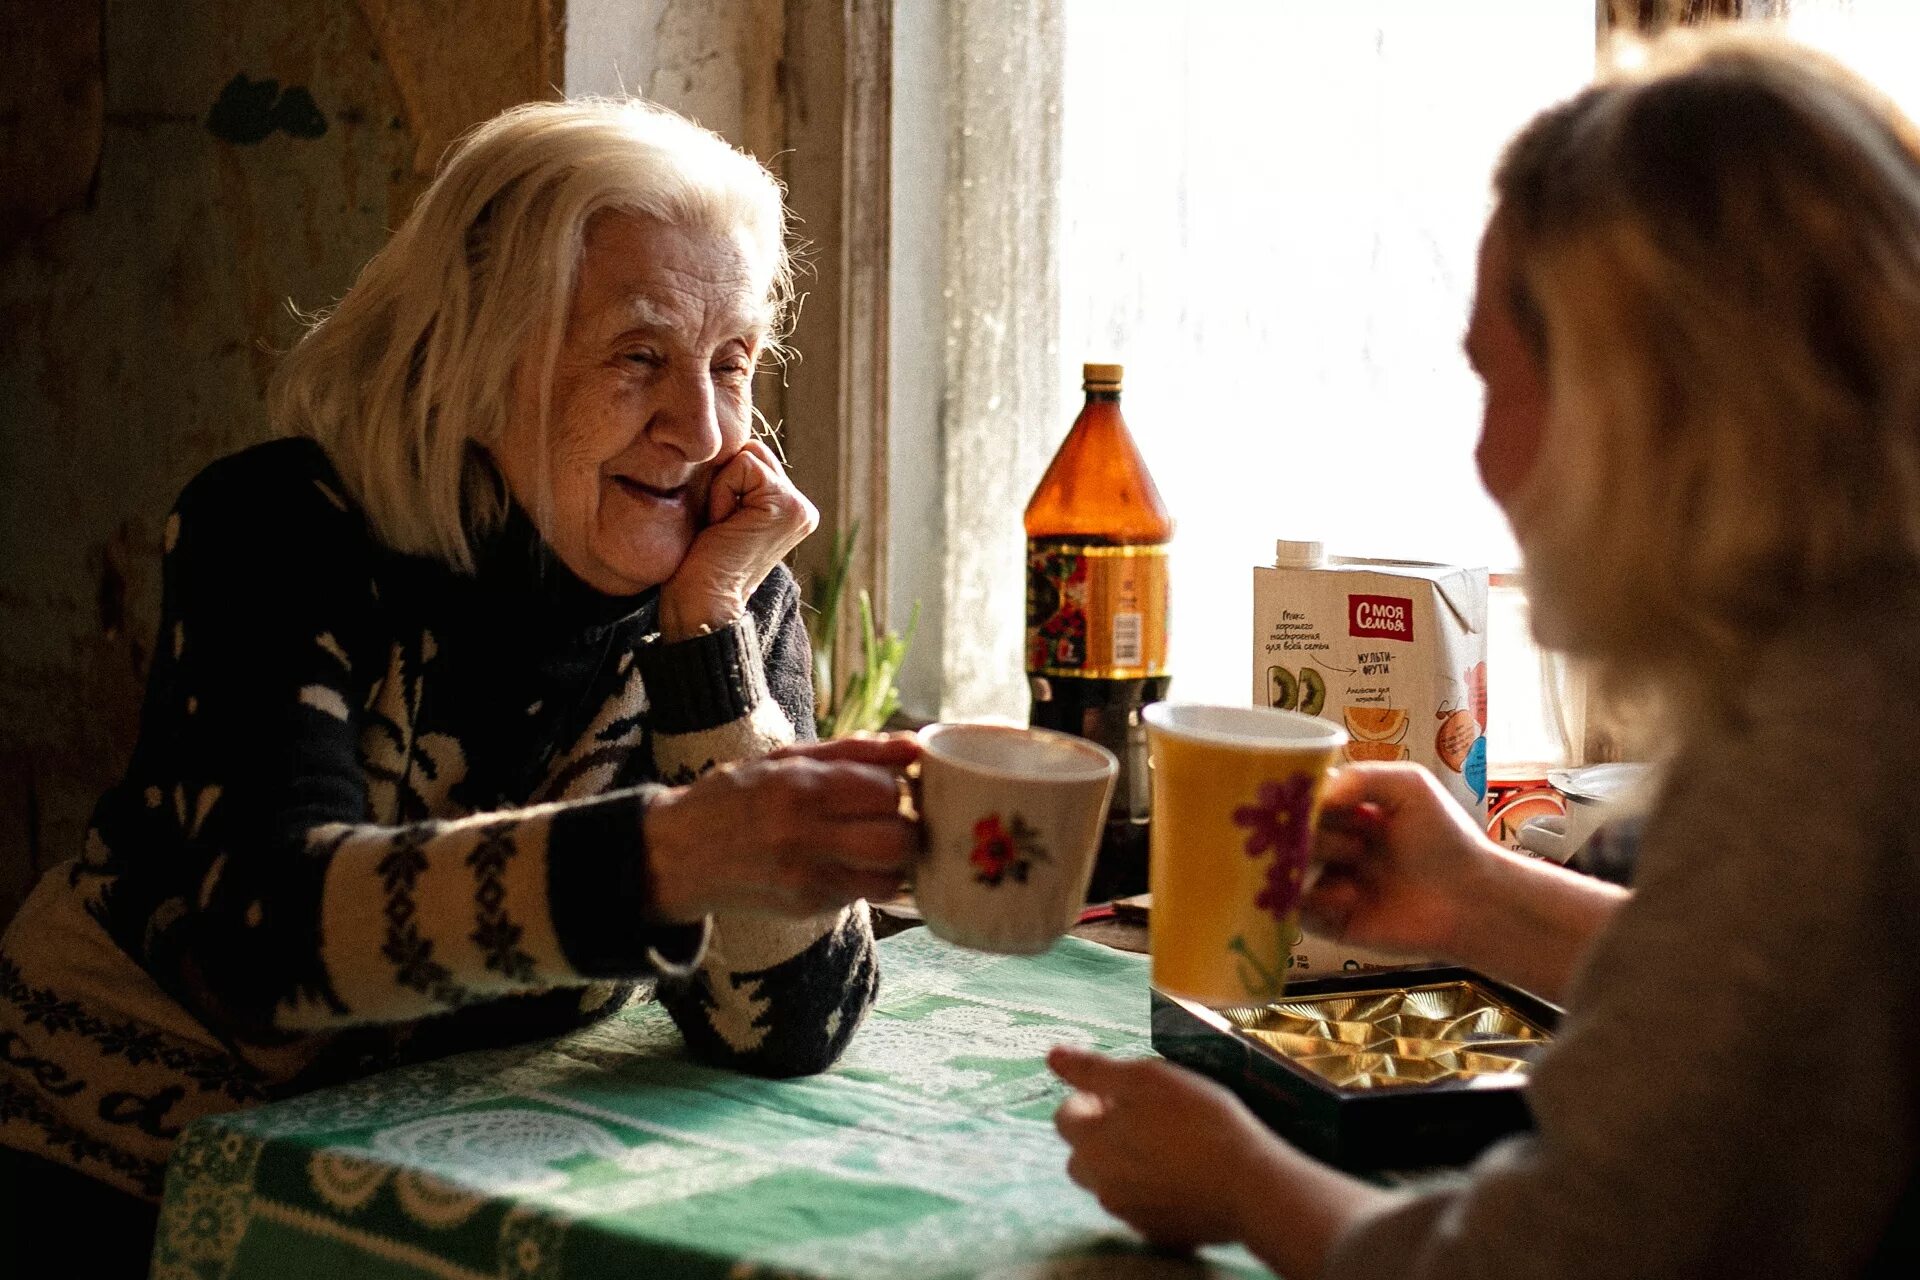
left=933, top=0, right=1589, bottom=752
left=1604, top=0, right=1783, bottom=31
left=1783, top=2, right=1920, bottom=121
left=937, top=0, right=1065, bottom=720
left=928, top=0, right=1910, bottom=752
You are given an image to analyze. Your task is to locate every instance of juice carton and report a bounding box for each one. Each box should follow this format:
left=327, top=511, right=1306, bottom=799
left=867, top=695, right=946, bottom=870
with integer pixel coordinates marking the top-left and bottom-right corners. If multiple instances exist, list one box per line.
left=1253, top=541, right=1489, bottom=975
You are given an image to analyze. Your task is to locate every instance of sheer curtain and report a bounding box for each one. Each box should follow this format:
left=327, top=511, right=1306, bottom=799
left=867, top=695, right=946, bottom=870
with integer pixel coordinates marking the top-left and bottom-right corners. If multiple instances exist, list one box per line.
left=1054, top=2, right=1593, bottom=727
left=929, top=0, right=1920, bottom=759
left=934, top=1, right=1596, bottom=740
left=1785, top=0, right=1920, bottom=118
left=937, top=0, right=1065, bottom=721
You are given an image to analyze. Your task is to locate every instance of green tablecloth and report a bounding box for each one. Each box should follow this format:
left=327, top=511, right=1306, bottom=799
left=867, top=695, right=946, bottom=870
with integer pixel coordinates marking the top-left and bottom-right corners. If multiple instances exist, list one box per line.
left=151, top=931, right=1268, bottom=1279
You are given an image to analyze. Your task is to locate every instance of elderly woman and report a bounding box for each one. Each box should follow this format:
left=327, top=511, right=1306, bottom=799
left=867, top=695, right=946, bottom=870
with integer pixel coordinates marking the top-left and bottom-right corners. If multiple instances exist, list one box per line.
left=0, top=100, right=913, bottom=1267
left=1051, top=31, right=1920, bottom=1279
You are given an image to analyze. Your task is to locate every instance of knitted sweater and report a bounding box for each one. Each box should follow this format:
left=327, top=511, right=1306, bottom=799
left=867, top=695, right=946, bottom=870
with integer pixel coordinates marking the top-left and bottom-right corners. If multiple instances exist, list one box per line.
left=0, top=439, right=879, bottom=1201
left=1325, top=581, right=1920, bottom=1278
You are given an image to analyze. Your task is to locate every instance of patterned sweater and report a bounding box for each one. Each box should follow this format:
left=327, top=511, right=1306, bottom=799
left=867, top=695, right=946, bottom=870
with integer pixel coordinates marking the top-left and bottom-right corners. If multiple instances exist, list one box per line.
left=1325, top=581, right=1920, bottom=1278
left=0, top=439, right=879, bottom=1201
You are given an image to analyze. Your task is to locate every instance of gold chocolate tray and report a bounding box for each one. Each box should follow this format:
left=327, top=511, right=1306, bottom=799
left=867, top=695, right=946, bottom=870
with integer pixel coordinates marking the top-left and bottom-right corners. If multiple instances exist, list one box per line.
left=1220, top=981, right=1553, bottom=1092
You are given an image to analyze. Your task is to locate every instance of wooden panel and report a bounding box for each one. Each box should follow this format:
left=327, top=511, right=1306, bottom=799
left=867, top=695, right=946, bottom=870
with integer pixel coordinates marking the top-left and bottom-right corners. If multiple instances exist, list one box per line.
left=0, top=0, right=105, bottom=245
left=0, top=0, right=560, bottom=929
left=357, top=0, right=565, bottom=173
left=1603, top=0, right=1760, bottom=33
left=780, top=0, right=894, bottom=669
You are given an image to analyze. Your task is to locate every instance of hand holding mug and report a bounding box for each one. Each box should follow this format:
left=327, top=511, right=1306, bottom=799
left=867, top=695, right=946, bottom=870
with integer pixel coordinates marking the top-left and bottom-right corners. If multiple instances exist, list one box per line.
left=644, top=734, right=919, bottom=921
left=1301, top=762, right=1506, bottom=962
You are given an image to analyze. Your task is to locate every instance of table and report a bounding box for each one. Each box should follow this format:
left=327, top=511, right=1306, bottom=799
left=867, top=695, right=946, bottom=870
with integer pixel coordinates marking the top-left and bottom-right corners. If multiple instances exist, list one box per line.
left=871, top=895, right=1151, bottom=955
left=150, top=930, right=1268, bottom=1279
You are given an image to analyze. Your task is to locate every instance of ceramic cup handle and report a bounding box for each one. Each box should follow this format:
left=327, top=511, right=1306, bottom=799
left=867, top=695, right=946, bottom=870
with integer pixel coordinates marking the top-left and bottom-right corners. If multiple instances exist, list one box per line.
left=896, top=763, right=923, bottom=824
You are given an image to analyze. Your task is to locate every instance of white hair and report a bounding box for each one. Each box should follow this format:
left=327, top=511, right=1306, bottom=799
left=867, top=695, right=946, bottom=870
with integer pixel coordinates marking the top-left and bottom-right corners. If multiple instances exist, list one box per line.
left=268, top=98, right=792, bottom=570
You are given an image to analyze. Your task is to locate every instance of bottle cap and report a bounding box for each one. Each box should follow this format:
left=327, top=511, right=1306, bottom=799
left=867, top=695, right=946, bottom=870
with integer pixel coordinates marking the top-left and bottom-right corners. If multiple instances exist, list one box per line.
left=1275, top=539, right=1326, bottom=568
left=1082, top=362, right=1124, bottom=389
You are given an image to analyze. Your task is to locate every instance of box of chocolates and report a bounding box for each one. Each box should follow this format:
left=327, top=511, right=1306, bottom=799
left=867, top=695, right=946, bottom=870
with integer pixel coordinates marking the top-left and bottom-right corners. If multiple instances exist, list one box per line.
left=1150, top=967, right=1561, bottom=1171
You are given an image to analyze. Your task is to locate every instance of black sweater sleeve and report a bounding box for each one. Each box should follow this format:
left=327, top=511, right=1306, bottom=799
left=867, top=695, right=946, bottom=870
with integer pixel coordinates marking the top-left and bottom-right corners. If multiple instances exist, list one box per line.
left=646, top=568, right=883, bottom=1077
left=91, top=452, right=689, bottom=1038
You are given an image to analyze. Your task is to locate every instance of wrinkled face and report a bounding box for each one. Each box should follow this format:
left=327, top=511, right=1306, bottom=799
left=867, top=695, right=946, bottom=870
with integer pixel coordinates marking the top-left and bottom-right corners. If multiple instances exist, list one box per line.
left=493, top=211, right=769, bottom=595
left=1465, top=214, right=1551, bottom=513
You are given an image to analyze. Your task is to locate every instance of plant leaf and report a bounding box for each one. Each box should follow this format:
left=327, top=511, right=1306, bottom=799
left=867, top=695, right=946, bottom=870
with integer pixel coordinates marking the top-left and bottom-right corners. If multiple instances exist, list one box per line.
left=803, top=526, right=922, bottom=737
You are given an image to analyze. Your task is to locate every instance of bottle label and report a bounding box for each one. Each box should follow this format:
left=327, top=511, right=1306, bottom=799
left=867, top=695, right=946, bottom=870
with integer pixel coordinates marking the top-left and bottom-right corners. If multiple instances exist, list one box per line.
left=1026, top=541, right=1170, bottom=678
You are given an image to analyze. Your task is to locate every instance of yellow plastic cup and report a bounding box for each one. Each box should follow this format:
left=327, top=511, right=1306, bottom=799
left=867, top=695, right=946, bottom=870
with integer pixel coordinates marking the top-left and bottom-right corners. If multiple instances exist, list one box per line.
left=1144, top=702, right=1347, bottom=1006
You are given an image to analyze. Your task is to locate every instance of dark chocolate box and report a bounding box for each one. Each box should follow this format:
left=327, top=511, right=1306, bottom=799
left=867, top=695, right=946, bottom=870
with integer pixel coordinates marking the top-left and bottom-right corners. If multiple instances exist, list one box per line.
left=1150, top=967, right=1563, bottom=1172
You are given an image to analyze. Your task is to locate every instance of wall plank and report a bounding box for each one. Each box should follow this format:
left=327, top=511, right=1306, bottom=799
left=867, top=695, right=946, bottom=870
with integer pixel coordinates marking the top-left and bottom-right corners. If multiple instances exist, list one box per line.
left=0, top=0, right=562, bottom=926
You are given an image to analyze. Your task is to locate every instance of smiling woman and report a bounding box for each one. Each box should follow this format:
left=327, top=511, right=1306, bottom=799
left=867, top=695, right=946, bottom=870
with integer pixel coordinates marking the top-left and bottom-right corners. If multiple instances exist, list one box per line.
left=491, top=212, right=811, bottom=629
left=0, top=98, right=914, bottom=1274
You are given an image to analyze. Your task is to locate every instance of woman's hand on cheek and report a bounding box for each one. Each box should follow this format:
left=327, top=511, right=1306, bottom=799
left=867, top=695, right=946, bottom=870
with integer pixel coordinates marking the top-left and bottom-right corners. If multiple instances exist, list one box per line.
left=658, top=439, right=818, bottom=641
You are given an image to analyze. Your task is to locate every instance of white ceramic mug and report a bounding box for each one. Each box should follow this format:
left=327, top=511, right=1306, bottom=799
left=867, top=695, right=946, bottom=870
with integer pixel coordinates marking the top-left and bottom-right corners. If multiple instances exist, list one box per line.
left=911, top=723, right=1118, bottom=954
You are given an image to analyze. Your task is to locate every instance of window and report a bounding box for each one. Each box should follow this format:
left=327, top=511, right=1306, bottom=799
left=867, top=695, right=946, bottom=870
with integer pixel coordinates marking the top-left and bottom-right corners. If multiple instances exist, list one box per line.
left=893, top=0, right=1595, bottom=768
left=1056, top=0, right=1593, bottom=716
left=1785, top=1, right=1920, bottom=119
left=889, top=0, right=1920, bottom=771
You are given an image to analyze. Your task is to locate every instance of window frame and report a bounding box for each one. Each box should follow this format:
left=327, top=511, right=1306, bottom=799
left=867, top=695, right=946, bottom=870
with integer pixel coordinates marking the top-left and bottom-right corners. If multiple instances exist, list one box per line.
left=825, top=0, right=1779, bottom=740
left=779, top=0, right=897, bottom=676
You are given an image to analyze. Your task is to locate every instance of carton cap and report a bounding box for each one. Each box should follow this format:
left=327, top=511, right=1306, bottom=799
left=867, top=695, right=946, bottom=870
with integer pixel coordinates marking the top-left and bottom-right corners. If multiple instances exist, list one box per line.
left=1274, top=539, right=1326, bottom=569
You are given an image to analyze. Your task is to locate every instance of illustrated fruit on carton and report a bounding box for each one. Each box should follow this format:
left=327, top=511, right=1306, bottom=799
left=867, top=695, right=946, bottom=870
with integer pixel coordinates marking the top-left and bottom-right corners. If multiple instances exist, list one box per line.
left=1465, top=660, right=1487, bottom=729
left=1435, top=708, right=1479, bottom=770
left=1341, top=706, right=1410, bottom=762
left=1435, top=702, right=1489, bottom=804
left=1266, top=665, right=1327, bottom=716
left=1252, top=547, right=1486, bottom=812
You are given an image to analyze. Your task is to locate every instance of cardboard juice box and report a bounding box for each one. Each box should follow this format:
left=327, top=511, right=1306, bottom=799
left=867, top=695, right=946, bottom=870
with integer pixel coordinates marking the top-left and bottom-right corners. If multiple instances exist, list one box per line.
left=1253, top=541, right=1489, bottom=975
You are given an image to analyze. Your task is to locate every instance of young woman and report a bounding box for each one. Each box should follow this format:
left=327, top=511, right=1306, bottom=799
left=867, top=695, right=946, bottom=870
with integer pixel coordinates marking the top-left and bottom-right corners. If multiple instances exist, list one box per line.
left=1052, top=30, right=1920, bottom=1279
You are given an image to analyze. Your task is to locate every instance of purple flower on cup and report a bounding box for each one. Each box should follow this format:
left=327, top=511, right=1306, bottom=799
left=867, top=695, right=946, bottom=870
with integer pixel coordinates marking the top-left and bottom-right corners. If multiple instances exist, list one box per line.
left=1231, top=775, right=1316, bottom=921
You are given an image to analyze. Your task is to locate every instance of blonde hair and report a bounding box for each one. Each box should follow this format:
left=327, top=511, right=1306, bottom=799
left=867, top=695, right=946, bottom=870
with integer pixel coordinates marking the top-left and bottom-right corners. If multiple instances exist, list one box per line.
left=1495, top=29, right=1920, bottom=712
left=269, top=98, right=792, bottom=570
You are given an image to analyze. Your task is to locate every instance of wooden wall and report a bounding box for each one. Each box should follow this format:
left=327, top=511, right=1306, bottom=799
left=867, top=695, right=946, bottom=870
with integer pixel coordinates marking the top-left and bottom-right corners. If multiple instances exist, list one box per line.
left=0, top=0, right=783, bottom=926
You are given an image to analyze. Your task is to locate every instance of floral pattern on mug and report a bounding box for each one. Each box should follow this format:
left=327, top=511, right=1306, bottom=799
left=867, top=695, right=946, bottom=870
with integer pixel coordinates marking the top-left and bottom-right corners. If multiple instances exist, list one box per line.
left=970, top=813, right=1048, bottom=887
left=1232, top=775, right=1315, bottom=921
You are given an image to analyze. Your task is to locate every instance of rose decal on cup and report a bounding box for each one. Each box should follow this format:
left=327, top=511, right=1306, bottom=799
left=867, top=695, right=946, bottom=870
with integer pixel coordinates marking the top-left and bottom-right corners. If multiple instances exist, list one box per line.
left=1231, top=775, right=1316, bottom=922
left=969, top=812, right=1049, bottom=887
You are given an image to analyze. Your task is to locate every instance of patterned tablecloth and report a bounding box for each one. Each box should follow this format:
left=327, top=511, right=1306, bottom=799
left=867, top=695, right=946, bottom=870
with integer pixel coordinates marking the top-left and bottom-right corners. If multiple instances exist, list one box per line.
left=151, top=930, right=1268, bottom=1279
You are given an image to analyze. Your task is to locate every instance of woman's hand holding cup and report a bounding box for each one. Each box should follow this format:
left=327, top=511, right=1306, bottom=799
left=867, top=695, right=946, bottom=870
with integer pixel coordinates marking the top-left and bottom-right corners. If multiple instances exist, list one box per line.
left=643, top=734, right=920, bottom=922
left=1301, top=761, right=1508, bottom=963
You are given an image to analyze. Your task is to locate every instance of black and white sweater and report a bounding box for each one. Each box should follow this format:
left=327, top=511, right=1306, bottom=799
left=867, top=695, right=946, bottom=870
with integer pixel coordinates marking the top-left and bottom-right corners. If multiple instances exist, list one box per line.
left=0, top=439, right=879, bottom=1201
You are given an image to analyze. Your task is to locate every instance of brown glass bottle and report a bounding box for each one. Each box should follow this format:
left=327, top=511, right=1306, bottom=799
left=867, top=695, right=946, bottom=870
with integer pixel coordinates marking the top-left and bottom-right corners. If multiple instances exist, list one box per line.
left=1025, top=363, right=1173, bottom=902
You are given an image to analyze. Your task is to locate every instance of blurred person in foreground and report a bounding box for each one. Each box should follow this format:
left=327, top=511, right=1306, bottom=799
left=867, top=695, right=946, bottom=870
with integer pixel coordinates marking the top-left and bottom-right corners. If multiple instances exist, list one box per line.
left=1052, top=29, right=1920, bottom=1280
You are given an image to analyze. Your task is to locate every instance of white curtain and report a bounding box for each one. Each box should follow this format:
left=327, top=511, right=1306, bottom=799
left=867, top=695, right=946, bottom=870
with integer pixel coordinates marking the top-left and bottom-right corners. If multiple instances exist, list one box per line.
left=1784, top=2, right=1920, bottom=122
left=938, top=0, right=1066, bottom=720
left=932, top=0, right=1589, bottom=750
left=926, top=0, right=1920, bottom=751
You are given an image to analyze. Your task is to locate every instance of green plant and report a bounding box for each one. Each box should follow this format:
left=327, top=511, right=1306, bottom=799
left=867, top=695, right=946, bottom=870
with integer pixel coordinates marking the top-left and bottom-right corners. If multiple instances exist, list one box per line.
left=803, top=522, right=920, bottom=738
